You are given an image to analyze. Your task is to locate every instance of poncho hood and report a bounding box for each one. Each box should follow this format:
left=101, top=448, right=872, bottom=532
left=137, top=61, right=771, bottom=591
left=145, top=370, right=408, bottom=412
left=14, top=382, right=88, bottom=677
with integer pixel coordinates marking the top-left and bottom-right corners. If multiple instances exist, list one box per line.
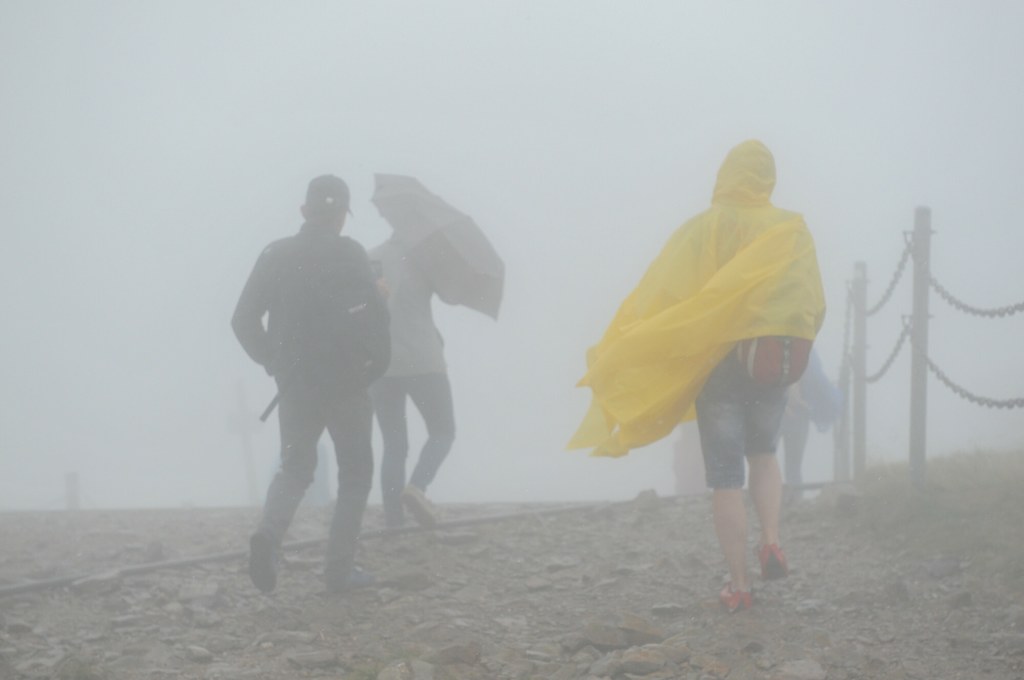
left=712, top=139, right=777, bottom=207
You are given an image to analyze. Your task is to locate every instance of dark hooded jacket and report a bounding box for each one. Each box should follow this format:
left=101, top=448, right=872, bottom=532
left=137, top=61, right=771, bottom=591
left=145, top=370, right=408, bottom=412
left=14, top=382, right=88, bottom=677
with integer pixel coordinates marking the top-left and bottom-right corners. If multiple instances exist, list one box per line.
left=232, top=222, right=390, bottom=391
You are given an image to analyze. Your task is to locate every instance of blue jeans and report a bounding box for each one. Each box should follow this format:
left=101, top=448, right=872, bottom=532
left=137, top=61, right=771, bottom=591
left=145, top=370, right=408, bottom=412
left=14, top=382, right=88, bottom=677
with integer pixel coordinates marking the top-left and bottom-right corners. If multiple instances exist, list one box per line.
left=696, top=356, right=788, bottom=489
left=371, top=373, right=456, bottom=527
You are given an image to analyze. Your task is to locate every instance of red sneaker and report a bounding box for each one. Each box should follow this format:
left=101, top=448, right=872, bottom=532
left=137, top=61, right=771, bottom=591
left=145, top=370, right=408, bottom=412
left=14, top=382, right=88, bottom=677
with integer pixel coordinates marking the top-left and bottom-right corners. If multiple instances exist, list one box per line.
left=719, top=583, right=753, bottom=613
left=757, top=543, right=789, bottom=580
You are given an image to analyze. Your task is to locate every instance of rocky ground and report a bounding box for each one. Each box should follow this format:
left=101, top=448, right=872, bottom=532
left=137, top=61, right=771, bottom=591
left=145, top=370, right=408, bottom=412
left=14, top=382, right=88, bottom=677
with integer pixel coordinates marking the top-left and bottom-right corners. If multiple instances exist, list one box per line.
left=1, top=453, right=1023, bottom=680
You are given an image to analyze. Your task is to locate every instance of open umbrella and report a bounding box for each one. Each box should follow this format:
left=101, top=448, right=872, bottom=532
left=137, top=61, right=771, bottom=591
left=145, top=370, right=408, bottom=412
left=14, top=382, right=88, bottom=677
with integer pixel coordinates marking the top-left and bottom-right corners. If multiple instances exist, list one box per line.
left=372, top=174, right=505, bottom=319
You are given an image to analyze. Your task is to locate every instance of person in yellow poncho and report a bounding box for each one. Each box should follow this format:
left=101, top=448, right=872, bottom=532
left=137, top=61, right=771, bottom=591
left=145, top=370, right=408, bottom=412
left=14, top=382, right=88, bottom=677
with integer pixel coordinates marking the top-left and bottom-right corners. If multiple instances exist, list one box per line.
left=569, top=140, right=825, bottom=611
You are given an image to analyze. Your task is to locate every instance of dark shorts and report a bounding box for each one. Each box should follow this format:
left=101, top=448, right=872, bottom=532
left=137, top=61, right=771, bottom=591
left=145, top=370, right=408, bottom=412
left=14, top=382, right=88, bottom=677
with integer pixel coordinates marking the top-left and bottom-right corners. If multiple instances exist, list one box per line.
left=695, top=355, right=789, bottom=489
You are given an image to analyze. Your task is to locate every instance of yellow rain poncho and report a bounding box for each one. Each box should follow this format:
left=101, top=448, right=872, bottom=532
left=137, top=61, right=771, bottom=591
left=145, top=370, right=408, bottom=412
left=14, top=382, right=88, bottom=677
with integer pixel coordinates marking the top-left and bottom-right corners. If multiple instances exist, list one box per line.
left=569, top=140, right=826, bottom=457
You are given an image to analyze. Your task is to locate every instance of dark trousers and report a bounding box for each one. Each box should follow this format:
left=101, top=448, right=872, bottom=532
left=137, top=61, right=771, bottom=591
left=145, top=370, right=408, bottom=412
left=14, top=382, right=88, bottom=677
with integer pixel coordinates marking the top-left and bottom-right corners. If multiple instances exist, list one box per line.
left=371, top=373, right=455, bottom=527
left=258, top=379, right=374, bottom=581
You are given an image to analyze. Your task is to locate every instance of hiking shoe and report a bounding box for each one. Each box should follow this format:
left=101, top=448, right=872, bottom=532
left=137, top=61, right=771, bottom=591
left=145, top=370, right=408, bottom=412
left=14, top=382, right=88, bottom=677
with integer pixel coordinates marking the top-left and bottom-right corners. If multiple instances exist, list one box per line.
left=401, top=485, right=438, bottom=528
left=757, top=543, right=789, bottom=580
left=719, top=583, right=753, bottom=613
left=248, top=531, right=278, bottom=593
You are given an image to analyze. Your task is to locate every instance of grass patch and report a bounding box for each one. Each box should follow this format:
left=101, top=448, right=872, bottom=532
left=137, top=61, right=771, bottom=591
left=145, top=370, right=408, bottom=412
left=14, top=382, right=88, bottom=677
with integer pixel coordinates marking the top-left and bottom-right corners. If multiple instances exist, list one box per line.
left=855, top=450, right=1024, bottom=593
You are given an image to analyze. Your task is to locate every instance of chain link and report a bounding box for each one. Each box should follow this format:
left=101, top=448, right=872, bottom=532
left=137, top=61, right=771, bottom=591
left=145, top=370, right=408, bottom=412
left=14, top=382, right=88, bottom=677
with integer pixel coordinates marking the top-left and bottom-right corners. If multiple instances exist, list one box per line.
left=865, top=236, right=913, bottom=317
left=900, top=319, right=1024, bottom=409
left=865, top=322, right=911, bottom=384
left=926, top=357, right=1024, bottom=409
left=930, top=275, right=1024, bottom=318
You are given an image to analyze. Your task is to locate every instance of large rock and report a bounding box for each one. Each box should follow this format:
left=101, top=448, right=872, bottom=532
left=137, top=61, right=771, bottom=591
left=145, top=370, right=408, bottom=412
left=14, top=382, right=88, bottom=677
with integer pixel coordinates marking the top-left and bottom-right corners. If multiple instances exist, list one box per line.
left=287, top=650, right=341, bottom=670
left=581, top=622, right=629, bottom=651
left=252, top=630, right=318, bottom=647
left=619, top=646, right=669, bottom=674
left=427, top=640, right=481, bottom=665
left=589, top=651, right=623, bottom=677
left=646, top=642, right=690, bottom=665
left=408, top=659, right=436, bottom=679
left=377, top=661, right=413, bottom=680
left=617, top=613, right=666, bottom=646
left=776, top=658, right=827, bottom=680
left=633, top=489, right=661, bottom=513
left=690, top=653, right=731, bottom=678
left=650, top=602, right=687, bottom=617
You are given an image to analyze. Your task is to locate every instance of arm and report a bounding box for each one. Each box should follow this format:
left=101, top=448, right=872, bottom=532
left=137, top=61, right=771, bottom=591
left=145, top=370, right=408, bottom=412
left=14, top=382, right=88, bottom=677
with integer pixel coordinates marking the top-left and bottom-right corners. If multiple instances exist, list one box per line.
left=231, top=247, right=274, bottom=372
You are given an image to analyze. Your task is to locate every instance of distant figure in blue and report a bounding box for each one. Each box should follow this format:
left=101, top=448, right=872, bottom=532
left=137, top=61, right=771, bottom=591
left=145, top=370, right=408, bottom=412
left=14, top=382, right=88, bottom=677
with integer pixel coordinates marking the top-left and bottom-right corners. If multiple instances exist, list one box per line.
left=781, top=349, right=843, bottom=501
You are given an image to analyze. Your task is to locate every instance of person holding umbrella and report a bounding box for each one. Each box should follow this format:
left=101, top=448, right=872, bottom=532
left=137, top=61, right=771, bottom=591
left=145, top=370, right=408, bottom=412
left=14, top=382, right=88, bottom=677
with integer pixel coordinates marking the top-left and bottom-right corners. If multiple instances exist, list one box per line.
left=369, top=174, right=504, bottom=529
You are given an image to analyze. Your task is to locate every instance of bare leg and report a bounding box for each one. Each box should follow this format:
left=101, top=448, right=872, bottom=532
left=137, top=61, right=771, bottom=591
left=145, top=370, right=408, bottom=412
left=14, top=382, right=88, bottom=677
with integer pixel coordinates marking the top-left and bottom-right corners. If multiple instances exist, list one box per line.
left=712, top=489, right=749, bottom=591
left=748, top=453, right=782, bottom=547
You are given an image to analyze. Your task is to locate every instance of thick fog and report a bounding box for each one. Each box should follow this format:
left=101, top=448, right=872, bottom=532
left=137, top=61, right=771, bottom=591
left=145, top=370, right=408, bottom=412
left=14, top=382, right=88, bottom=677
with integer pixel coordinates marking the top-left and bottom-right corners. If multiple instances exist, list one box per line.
left=1, top=2, right=1022, bottom=510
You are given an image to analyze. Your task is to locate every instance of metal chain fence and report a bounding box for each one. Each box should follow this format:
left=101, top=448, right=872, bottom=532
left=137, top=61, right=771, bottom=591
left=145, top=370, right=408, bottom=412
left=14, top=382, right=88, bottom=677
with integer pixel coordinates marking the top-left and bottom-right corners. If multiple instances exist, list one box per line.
left=926, top=356, right=1024, bottom=409
left=895, top=319, right=1024, bottom=409
left=930, top=275, right=1024, bottom=318
left=866, top=236, right=913, bottom=317
left=847, top=210, right=1024, bottom=488
left=865, top=321, right=911, bottom=384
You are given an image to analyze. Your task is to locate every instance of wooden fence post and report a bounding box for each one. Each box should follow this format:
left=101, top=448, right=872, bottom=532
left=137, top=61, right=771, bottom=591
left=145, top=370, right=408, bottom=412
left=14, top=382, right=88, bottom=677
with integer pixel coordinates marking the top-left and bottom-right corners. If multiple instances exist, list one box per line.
left=909, top=207, right=932, bottom=488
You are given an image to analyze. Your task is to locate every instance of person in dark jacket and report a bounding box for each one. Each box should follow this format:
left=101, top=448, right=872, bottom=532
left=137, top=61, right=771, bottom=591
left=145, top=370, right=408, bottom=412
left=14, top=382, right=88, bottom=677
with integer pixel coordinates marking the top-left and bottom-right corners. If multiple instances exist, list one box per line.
left=232, top=174, right=390, bottom=594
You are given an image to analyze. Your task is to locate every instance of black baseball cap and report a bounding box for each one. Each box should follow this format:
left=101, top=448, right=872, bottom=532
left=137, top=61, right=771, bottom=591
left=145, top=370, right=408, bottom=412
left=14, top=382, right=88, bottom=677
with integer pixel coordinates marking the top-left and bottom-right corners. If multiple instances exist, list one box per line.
left=304, top=174, right=352, bottom=218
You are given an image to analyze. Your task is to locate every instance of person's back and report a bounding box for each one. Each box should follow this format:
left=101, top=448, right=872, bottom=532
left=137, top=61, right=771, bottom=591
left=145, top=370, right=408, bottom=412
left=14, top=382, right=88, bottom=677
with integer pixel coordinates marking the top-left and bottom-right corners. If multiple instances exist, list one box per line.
left=570, top=140, right=824, bottom=458
left=369, top=238, right=445, bottom=377
left=232, top=174, right=389, bottom=594
left=571, top=140, right=825, bottom=612
left=235, top=225, right=388, bottom=391
left=695, top=141, right=824, bottom=610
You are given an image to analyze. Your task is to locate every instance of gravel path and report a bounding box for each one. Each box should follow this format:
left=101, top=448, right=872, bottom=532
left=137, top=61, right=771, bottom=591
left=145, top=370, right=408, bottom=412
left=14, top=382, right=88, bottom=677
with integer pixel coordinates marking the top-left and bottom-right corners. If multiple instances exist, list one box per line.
left=1, top=489, right=1022, bottom=679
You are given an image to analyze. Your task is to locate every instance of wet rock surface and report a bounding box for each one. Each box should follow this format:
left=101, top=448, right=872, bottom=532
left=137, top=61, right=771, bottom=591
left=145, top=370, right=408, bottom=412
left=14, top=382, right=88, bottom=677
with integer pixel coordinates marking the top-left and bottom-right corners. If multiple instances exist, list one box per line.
left=0, top=490, right=1022, bottom=679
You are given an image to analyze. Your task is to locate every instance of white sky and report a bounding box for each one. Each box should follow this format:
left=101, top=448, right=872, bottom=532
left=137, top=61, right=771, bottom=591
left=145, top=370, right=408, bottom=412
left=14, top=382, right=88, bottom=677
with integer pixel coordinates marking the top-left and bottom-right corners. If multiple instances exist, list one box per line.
left=1, top=1, right=1022, bottom=509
